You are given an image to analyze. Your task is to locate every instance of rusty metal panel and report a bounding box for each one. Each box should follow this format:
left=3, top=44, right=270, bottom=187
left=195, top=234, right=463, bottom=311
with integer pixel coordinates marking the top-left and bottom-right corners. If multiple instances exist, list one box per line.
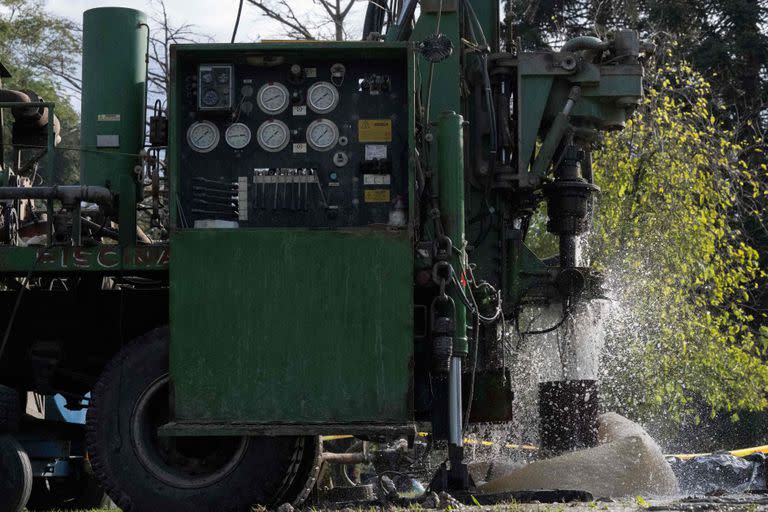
left=169, top=229, right=413, bottom=424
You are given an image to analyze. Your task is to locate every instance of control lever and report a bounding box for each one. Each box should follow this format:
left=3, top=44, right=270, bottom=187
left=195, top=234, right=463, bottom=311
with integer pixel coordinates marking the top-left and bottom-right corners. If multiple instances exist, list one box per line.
left=191, top=208, right=238, bottom=217
left=192, top=177, right=237, bottom=189
left=281, top=169, right=288, bottom=209
left=192, top=186, right=237, bottom=198
left=193, top=193, right=237, bottom=202
left=296, top=169, right=302, bottom=211
left=273, top=170, right=279, bottom=210
left=192, top=198, right=237, bottom=208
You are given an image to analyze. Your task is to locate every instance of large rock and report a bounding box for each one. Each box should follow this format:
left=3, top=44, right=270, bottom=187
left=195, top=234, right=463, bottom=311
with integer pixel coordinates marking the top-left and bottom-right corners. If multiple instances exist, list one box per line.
left=478, top=412, right=679, bottom=498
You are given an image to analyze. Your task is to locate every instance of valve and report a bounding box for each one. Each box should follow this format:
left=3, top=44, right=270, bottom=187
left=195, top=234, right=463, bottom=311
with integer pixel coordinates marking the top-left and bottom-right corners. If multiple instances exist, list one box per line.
left=544, top=145, right=599, bottom=270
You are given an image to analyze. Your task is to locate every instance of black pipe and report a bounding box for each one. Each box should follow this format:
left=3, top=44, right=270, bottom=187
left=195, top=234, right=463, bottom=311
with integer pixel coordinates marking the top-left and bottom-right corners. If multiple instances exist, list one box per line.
left=0, top=88, right=62, bottom=145
left=0, top=89, right=37, bottom=119
left=539, top=380, right=599, bottom=454
left=321, top=452, right=371, bottom=464
left=559, top=234, right=577, bottom=269
left=0, top=185, right=113, bottom=210
left=582, top=150, right=593, bottom=184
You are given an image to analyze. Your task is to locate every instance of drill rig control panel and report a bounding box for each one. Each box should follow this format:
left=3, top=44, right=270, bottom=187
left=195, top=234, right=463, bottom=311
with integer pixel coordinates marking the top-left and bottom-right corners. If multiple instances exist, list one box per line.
left=174, top=45, right=410, bottom=229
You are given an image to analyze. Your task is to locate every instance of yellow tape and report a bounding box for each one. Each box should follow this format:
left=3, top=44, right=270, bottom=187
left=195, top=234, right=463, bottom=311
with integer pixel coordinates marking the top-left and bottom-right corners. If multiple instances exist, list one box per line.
left=321, top=435, right=355, bottom=441
left=322, top=433, right=537, bottom=451
left=323, top=433, right=768, bottom=460
left=668, top=444, right=768, bottom=460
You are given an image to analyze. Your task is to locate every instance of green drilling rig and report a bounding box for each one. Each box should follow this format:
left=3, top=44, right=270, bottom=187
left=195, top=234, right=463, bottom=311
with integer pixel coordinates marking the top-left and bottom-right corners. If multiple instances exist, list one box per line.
left=0, top=1, right=643, bottom=510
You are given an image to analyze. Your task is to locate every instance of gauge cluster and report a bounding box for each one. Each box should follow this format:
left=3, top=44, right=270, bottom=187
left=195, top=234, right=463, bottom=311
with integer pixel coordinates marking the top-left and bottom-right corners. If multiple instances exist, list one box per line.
left=175, top=47, right=409, bottom=229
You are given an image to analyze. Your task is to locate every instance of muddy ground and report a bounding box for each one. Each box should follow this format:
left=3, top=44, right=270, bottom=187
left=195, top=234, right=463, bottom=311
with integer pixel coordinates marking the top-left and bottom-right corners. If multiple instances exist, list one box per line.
left=30, top=494, right=768, bottom=512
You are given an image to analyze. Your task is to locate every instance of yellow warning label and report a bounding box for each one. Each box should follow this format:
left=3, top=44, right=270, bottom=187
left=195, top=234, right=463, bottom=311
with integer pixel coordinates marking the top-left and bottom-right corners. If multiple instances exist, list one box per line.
left=358, top=119, right=392, bottom=142
left=364, top=189, right=391, bottom=203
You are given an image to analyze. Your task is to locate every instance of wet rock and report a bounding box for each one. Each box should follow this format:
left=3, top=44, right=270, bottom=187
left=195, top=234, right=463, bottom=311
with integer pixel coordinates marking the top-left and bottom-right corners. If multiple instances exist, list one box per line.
left=276, top=503, right=294, bottom=512
left=478, top=412, right=679, bottom=498
left=668, top=452, right=766, bottom=495
left=422, top=491, right=440, bottom=509
left=438, top=491, right=461, bottom=509
left=379, top=475, right=399, bottom=500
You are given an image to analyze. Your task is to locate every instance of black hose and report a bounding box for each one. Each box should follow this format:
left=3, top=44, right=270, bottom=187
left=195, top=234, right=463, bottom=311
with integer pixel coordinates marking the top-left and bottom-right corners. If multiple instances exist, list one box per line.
left=521, top=307, right=570, bottom=336
left=231, top=0, right=244, bottom=43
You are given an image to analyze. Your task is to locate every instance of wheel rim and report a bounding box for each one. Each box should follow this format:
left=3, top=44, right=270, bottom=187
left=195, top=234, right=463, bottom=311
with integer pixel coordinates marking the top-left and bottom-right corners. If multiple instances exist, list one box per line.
left=130, top=374, right=249, bottom=489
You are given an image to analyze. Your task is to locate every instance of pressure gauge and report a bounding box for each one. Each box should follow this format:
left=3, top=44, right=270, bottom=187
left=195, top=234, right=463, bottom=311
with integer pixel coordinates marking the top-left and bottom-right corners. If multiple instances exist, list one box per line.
left=201, top=89, right=221, bottom=108
left=225, top=123, right=252, bottom=149
left=257, top=82, right=290, bottom=114
left=186, top=120, right=220, bottom=153
left=307, top=81, right=339, bottom=114
left=257, top=120, right=290, bottom=152
left=306, top=119, right=339, bottom=151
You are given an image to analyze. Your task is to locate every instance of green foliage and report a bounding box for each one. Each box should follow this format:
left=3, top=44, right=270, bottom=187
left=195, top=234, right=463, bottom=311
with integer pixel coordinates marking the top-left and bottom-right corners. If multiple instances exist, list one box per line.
left=590, top=60, right=768, bottom=420
left=0, top=0, right=79, bottom=107
left=0, top=0, right=81, bottom=183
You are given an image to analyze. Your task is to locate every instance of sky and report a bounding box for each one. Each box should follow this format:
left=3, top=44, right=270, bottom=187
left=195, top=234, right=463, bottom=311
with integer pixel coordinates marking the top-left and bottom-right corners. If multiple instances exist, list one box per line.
left=47, top=0, right=367, bottom=42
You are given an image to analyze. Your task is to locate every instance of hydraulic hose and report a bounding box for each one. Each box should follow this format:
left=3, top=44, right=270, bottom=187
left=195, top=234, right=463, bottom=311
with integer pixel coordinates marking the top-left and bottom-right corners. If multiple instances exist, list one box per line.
left=561, top=36, right=609, bottom=53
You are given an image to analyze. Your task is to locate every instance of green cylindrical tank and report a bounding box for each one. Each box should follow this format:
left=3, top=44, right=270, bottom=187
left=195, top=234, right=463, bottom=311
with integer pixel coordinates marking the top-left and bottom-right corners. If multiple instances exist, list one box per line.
left=81, top=7, right=148, bottom=246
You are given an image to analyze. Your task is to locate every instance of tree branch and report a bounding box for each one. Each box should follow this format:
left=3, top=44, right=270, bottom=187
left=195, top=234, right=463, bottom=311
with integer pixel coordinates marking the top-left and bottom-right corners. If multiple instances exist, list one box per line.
left=246, top=0, right=316, bottom=40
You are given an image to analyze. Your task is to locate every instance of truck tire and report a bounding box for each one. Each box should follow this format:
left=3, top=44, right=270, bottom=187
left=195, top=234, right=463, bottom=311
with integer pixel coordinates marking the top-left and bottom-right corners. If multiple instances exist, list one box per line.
left=0, top=384, right=20, bottom=433
left=72, top=474, right=117, bottom=509
left=86, top=327, right=319, bottom=512
left=0, top=435, right=33, bottom=512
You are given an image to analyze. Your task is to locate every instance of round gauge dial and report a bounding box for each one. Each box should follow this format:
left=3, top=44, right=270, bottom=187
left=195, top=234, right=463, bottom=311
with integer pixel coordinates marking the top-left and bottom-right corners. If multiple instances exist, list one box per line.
left=201, top=89, right=220, bottom=107
left=225, top=123, right=252, bottom=149
left=256, top=82, right=290, bottom=114
left=186, top=120, right=220, bottom=153
left=306, top=118, right=339, bottom=151
left=307, top=81, right=339, bottom=114
left=257, top=120, right=290, bottom=152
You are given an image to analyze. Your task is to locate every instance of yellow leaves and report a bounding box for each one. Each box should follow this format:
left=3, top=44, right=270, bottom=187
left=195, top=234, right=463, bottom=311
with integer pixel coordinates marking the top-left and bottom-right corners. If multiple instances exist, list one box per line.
left=588, top=57, right=768, bottom=421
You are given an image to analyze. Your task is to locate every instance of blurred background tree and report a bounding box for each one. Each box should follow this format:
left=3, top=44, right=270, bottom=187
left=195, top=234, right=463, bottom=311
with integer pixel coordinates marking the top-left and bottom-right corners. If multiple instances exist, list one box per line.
left=0, top=0, right=80, bottom=182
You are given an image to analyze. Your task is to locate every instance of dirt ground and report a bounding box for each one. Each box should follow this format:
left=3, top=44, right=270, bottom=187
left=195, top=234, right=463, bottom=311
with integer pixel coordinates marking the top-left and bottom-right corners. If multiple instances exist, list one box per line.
left=28, top=493, right=768, bottom=512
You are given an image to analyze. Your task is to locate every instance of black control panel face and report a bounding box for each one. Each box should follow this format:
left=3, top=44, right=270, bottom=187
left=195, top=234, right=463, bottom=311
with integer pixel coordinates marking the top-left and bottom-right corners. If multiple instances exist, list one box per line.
left=174, top=47, right=409, bottom=229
